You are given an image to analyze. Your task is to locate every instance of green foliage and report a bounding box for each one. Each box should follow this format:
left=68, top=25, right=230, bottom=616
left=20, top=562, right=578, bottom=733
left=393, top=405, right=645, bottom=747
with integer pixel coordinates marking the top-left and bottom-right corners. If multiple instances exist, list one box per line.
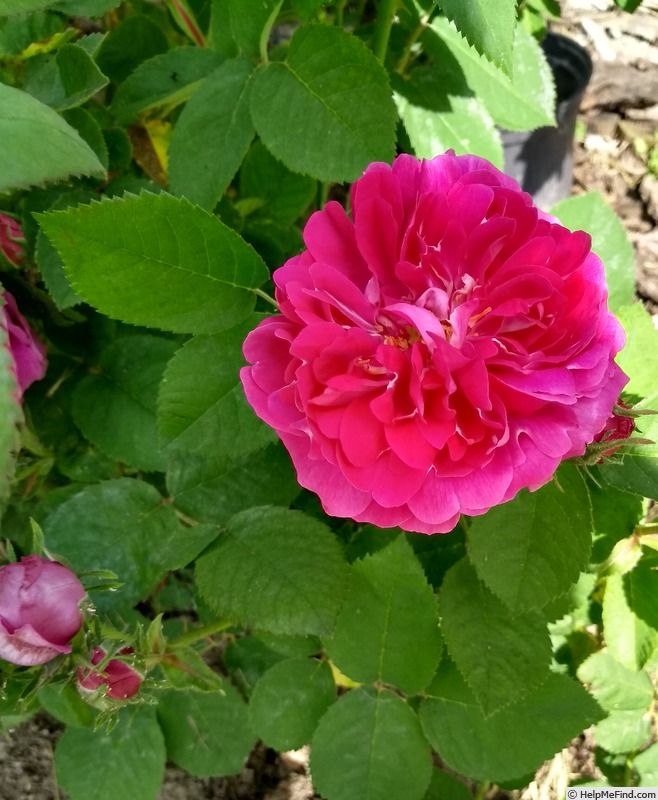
left=0, top=82, right=105, bottom=192
left=602, top=573, right=658, bottom=671
left=326, top=536, right=442, bottom=695
left=420, top=659, right=604, bottom=783
left=73, top=334, right=178, bottom=472
left=36, top=192, right=269, bottom=334
left=168, top=57, right=256, bottom=210
left=110, top=46, right=222, bottom=123
left=43, top=478, right=217, bottom=611
left=424, top=19, right=555, bottom=131
left=249, top=657, right=335, bottom=750
left=156, top=685, right=256, bottom=777
left=249, top=25, right=397, bottom=181
left=196, top=507, right=348, bottom=636
left=310, top=688, right=432, bottom=800
left=55, top=707, right=166, bottom=800
left=469, top=463, right=592, bottom=612
left=439, top=559, right=552, bottom=716
left=577, top=651, right=654, bottom=712
left=435, top=0, right=517, bottom=75
left=23, top=43, right=109, bottom=111
left=614, top=302, right=658, bottom=398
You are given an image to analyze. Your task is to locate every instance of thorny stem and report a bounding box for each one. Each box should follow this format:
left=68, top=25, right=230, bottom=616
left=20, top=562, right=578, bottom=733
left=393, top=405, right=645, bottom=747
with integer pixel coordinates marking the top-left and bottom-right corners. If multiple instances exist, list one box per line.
left=253, top=287, right=278, bottom=309
left=395, top=2, right=438, bottom=76
left=372, top=0, right=399, bottom=64
left=169, top=619, right=233, bottom=649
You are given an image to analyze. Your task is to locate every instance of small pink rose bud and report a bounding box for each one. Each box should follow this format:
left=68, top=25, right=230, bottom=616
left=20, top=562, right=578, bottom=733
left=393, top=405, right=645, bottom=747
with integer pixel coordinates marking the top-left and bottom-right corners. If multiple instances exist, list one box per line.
left=0, top=555, right=86, bottom=666
left=0, top=213, right=25, bottom=266
left=593, top=401, right=636, bottom=458
left=1, top=291, right=47, bottom=399
left=78, top=648, right=142, bottom=700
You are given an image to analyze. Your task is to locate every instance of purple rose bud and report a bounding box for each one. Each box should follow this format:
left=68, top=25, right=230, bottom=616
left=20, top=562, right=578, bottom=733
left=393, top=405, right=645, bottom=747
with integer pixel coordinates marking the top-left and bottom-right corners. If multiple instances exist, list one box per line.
left=0, top=213, right=25, bottom=267
left=0, top=555, right=86, bottom=666
left=78, top=648, right=142, bottom=700
left=2, top=291, right=47, bottom=400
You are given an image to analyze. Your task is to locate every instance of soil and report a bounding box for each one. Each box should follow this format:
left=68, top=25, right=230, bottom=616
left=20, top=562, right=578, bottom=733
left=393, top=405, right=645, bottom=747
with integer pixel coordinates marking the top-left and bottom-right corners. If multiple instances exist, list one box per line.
left=3, top=1, right=658, bottom=798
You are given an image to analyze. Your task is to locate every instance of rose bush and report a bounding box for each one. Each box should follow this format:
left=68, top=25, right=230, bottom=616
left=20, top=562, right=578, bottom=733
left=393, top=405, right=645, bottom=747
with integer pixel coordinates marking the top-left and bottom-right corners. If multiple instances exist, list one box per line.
left=2, top=291, right=47, bottom=400
left=77, top=648, right=142, bottom=701
left=242, top=152, right=628, bottom=533
left=0, top=555, right=85, bottom=666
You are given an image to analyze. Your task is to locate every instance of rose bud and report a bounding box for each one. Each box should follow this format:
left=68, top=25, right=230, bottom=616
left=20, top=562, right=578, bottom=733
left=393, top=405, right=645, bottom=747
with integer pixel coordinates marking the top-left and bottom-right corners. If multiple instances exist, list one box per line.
left=0, top=555, right=85, bottom=666
left=1, top=291, right=47, bottom=400
left=592, top=401, right=636, bottom=458
left=0, top=213, right=25, bottom=266
left=241, top=151, right=627, bottom=533
left=77, top=648, right=142, bottom=700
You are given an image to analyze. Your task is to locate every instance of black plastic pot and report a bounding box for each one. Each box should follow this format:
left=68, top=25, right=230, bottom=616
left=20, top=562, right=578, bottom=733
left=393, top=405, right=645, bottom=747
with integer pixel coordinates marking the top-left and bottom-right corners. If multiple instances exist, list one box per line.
left=501, top=32, right=593, bottom=210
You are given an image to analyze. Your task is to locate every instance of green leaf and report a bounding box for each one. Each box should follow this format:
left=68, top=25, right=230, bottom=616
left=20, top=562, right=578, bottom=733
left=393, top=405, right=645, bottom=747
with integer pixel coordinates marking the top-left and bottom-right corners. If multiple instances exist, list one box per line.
left=240, top=140, right=316, bottom=224
left=614, top=0, right=643, bottom=11
left=595, top=709, right=652, bottom=754
left=23, top=44, right=109, bottom=111
left=56, top=707, right=165, bottom=800
left=54, top=0, right=121, bottom=14
left=602, top=572, right=658, bottom=671
left=577, top=651, right=654, bottom=712
left=469, top=463, right=592, bottom=612
left=63, top=108, right=109, bottom=170
left=435, top=0, right=517, bottom=75
left=168, top=57, right=256, bottom=210
left=38, top=684, right=95, bottom=728
left=425, top=19, right=555, bottom=131
left=73, top=335, right=178, bottom=472
left=249, top=25, right=396, bottom=182
left=634, top=744, right=658, bottom=786
left=589, top=477, right=643, bottom=564
left=396, top=89, right=503, bottom=168
left=627, top=554, right=658, bottom=630
left=36, top=192, right=269, bottom=334
left=419, top=659, right=604, bottom=783
left=0, top=83, right=105, bottom=192
left=326, top=536, right=442, bottom=695
left=195, top=506, right=348, bottom=636
left=228, top=0, right=281, bottom=57
left=423, top=769, right=472, bottom=800
left=613, top=303, right=658, bottom=399
left=310, top=688, right=432, bottom=800
left=156, top=685, right=256, bottom=777
left=158, top=321, right=273, bottom=454
left=0, top=0, right=59, bottom=14
left=551, top=193, right=635, bottom=313
left=160, top=646, right=223, bottom=692
left=111, top=46, right=222, bottom=123
left=250, top=657, right=335, bottom=751
left=438, top=559, right=551, bottom=716
left=42, top=478, right=216, bottom=611
left=96, top=14, right=168, bottom=84
left=168, top=440, right=299, bottom=523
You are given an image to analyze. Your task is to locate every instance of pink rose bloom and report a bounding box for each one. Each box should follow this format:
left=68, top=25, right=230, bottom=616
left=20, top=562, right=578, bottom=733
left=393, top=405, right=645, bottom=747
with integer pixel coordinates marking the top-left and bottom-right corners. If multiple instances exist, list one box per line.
left=0, top=213, right=25, bottom=266
left=77, top=647, right=142, bottom=700
left=241, top=153, right=628, bottom=534
left=1, top=291, right=47, bottom=399
left=0, top=555, right=85, bottom=666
